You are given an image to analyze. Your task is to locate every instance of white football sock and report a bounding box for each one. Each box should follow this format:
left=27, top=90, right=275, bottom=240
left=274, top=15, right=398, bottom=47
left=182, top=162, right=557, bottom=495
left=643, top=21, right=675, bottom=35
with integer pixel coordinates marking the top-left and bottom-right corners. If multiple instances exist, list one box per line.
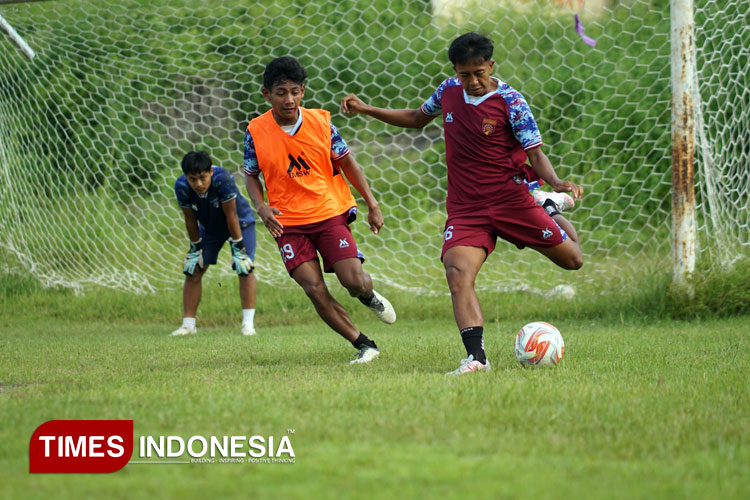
left=242, top=309, right=255, bottom=326
left=182, top=317, right=196, bottom=329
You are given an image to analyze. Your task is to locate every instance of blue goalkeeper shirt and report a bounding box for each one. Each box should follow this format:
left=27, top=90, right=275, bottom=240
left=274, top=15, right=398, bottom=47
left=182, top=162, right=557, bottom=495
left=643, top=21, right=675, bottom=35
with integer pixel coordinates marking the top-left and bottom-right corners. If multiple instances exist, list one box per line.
left=174, top=166, right=255, bottom=236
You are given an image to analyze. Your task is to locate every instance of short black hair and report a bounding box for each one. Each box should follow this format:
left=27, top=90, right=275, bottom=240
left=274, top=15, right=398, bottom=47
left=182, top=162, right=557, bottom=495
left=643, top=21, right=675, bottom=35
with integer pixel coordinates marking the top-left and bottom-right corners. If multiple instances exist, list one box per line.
left=448, top=32, right=494, bottom=66
left=181, top=150, right=212, bottom=175
left=263, top=56, right=307, bottom=91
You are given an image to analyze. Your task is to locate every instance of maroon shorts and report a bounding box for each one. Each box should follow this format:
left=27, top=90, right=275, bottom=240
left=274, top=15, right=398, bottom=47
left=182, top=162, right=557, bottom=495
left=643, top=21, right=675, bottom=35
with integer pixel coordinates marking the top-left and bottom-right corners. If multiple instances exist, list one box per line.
left=276, top=213, right=364, bottom=274
left=441, top=180, right=567, bottom=259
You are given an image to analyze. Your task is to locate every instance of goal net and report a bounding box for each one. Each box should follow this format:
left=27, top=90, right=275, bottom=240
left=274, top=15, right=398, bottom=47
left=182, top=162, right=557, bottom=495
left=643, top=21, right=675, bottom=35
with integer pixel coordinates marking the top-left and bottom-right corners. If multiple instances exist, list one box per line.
left=0, top=0, right=747, bottom=294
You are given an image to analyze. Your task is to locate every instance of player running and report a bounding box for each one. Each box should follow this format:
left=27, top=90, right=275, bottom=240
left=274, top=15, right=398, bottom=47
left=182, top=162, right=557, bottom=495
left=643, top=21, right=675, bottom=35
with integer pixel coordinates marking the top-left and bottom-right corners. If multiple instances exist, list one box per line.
left=172, top=150, right=258, bottom=337
left=342, top=32, right=583, bottom=374
left=244, top=56, right=395, bottom=365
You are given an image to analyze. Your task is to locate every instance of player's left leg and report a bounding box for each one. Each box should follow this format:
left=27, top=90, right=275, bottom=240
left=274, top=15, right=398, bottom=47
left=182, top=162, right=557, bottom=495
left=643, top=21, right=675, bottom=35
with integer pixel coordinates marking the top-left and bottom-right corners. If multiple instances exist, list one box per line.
left=333, top=257, right=372, bottom=297
left=530, top=214, right=583, bottom=270
left=292, top=260, right=358, bottom=340
left=292, top=259, right=380, bottom=364
left=333, top=258, right=396, bottom=325
left=317, top=216, right=396, bottom=324
left=518, top=165, right=575, bottom=213
left=533, top=189, right=575, bottom=213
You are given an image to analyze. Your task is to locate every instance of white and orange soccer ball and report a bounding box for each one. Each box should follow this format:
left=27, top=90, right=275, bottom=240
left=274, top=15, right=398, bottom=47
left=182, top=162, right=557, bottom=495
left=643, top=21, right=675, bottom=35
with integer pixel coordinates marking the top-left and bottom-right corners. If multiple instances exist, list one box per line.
left=514, top=321, right=565, bottom=367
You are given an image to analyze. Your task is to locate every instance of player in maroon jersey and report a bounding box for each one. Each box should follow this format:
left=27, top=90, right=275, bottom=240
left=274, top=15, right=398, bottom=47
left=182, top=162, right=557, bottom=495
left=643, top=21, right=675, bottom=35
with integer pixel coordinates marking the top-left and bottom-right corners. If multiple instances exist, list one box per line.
left=342, top=32, right=583, bottom=374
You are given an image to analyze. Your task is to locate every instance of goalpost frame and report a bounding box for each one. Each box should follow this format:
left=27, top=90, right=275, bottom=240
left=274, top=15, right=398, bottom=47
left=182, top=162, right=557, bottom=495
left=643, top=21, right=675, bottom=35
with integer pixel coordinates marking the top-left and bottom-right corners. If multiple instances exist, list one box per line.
left=0, top=12, right=35, bottom=59
left=670, top=0, right=697, bottom=291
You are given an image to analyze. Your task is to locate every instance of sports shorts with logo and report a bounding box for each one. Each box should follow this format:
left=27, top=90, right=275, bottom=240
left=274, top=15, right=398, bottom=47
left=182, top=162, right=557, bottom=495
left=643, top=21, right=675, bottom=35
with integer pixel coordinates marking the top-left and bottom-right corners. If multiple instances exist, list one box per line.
left=200, top=221, right=257, bottom=265
left=276, top=211, right=364, bottom=274
left=441, top=178, right=567, bottom=259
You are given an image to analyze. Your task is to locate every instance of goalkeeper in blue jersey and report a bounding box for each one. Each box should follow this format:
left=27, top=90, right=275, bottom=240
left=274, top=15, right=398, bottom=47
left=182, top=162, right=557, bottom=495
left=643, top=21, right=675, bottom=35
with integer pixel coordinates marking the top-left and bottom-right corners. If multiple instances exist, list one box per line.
left=172, top=150, right=258, bottom=337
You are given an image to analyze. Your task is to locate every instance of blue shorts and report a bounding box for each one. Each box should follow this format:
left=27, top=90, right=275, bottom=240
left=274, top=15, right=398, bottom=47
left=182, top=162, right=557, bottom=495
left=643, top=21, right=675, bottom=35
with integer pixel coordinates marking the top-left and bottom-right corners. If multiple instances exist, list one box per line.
left=199, top=221, right=256, bottom=266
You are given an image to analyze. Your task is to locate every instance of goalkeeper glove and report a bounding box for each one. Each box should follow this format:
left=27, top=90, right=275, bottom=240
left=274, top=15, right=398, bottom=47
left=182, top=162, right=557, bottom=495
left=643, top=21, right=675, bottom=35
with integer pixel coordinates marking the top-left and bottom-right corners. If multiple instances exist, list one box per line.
left=230, top=238, right=254, bottom=275
left=183, top=239, right=204, bottom=276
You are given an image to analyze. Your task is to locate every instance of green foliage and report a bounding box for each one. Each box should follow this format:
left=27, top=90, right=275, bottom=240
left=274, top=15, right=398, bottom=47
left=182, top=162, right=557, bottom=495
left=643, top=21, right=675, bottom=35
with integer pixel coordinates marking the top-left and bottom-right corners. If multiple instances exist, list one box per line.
left=667, top=259, right=750, bottom=319
left=2, top=1, right=671, bottom=205
left=0, top=268, right=41, bottom=297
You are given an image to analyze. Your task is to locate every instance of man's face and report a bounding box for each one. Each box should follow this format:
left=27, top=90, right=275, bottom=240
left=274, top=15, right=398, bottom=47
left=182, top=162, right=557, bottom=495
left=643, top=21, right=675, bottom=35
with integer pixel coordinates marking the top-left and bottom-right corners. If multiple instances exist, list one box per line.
left=453, top=58, right=495, bottom=96
left=263, top=79, right=305, bottom=125
left=185, top=170, right=212, bottom=195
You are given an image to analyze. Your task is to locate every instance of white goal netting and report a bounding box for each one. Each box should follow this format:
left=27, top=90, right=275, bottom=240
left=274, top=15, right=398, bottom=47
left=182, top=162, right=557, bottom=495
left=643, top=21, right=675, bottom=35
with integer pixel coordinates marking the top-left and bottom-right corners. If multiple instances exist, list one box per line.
left=0, top=0, right=747, bottom=294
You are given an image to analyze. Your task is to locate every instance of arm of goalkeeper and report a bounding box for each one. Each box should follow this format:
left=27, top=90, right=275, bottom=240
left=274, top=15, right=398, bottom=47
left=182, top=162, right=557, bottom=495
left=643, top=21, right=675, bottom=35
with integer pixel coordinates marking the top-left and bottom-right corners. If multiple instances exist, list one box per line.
left=183, top=239, right=204, bottom=276
left=229, top=238, right=254, bottom=275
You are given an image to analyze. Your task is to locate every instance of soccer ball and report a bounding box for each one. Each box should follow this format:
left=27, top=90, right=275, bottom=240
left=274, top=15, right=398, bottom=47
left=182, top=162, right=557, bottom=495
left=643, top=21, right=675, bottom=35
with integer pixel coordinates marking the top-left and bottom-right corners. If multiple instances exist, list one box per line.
left=514, top=321, right=565, bottom=367
left=547, top=284, right=575, bottom=300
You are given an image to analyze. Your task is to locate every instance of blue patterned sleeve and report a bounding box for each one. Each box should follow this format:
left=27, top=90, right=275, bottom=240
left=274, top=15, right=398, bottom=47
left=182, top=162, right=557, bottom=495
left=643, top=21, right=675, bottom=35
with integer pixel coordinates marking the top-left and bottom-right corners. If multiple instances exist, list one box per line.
left=243, top=130, right=259, bottom=175
left=420, top=78, right=453, bottom=116
left=330, top=121, right=350, bottom=160
left=174, top=177, right=192, bottom=208
left=505, top=89, right=543, bottom=150
left=214, top=169, right=239, bottom=204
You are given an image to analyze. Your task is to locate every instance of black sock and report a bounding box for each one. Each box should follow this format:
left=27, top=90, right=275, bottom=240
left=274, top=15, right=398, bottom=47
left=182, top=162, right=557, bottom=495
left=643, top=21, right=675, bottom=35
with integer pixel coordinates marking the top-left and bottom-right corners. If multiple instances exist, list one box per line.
left=357, top=293, right=375, bottom=306
left=352, top=332, right=377, bottom=350
left=542, top=198, right=560, bottom=218
left=460, top=326, right=486, bottom=364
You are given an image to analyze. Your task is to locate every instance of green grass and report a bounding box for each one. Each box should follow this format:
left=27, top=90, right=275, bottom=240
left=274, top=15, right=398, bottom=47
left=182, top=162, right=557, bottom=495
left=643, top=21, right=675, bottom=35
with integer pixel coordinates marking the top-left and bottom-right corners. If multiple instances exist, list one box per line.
left=1, top=276, right=749, bottom=499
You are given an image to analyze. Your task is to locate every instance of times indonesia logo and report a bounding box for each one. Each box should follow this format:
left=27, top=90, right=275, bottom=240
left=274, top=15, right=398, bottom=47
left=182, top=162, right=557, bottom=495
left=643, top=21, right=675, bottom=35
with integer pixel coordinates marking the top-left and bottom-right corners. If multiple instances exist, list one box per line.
left=30, top=420, right=295, bottom=473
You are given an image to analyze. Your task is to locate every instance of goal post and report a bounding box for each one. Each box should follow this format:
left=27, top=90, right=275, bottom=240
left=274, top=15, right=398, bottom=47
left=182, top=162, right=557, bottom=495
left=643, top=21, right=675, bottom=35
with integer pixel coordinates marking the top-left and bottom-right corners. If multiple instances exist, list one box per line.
left=670, top=0, right=696, bottom=291
left=0, top=14, right=34, bottom=59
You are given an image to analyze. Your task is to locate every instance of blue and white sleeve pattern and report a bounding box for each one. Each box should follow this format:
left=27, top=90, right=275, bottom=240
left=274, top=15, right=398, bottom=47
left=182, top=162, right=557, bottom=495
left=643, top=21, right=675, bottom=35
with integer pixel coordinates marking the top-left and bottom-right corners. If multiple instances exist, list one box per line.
left=330, top=122, right=350, bottom=161
left=243, top=130, right=259, bottom=175
left=501, top=84, right=543, bottom=150
left=420, top=78, right=455, bottom=116
left=174, top=177, right=192, bottom=208
left=214, top=169, right=238, bottom=204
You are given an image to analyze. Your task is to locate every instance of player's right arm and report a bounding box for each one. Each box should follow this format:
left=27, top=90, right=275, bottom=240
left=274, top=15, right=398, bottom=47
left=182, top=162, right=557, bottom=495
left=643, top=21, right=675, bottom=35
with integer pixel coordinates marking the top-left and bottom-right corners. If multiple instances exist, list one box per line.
left=244, top=174, right=284, bottom=238
left=181, top=207, right=200, bottom=242
left=526, top=147, right=583, bottom=201
left=180, top=207, right=204, bottom=275
left=244, top=129, right=284, bottom=238
left=341, top=93, right=434, bottom=129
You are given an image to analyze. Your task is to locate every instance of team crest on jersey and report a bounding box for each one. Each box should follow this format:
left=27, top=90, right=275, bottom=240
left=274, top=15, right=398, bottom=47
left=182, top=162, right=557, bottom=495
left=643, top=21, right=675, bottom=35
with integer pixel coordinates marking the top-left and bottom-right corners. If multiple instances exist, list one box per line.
left=481, top=118, right=497, bottom=136
left=445, top=112, right=454, bottom=123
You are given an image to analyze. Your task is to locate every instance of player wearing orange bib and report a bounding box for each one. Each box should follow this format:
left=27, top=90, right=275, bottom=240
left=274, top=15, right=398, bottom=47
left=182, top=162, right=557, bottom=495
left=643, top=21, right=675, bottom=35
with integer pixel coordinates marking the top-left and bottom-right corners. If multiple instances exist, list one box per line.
left=244, top=56, right=396, bottom=365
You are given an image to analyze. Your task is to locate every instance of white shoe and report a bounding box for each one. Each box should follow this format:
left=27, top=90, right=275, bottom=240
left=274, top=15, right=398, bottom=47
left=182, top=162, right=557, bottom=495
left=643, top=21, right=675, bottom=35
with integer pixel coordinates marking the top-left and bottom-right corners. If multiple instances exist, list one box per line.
left=360, top=290, right=396, bottom=324
left=241, top=323, right=256, bottom=336
left=170, top=325, right=196, bottom=336
left=446, top=354, right=491, bottom=375
left=350, top=344, right=380, bottom=364
left=532, top=190, right=575, bottom=212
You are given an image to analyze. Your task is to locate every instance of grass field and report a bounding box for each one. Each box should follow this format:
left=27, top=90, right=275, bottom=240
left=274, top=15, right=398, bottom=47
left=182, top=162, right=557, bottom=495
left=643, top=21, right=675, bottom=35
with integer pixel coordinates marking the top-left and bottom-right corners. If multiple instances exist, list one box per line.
left=1, top=272, right=749, bottom=499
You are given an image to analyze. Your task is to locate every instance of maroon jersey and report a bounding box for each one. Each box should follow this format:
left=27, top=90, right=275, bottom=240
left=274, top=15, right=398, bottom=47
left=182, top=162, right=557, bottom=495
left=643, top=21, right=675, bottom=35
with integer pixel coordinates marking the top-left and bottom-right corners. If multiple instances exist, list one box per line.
left=420, top=77, right=544, bottom=218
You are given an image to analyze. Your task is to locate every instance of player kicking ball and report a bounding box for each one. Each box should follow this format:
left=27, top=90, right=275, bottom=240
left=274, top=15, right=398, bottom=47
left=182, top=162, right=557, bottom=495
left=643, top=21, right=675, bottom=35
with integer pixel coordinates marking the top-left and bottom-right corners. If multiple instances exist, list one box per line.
left=171, top=150, right=258, bottom=337
left=342, top=32, right=583, bottom=374
left=244, top=56, right=395, bottom=365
